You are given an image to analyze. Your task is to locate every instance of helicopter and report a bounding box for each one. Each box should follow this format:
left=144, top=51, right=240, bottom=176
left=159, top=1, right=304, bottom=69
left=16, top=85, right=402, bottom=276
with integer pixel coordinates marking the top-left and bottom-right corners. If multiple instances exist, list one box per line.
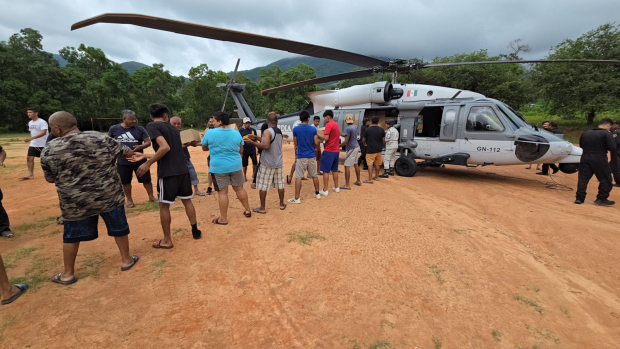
left=72, top=13, right=620, bottom=177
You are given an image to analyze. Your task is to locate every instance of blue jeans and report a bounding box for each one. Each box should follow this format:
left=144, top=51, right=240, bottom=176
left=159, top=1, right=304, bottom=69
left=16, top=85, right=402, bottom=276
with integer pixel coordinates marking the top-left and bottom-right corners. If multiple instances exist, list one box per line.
left=63, top=206, right=130, bottom=243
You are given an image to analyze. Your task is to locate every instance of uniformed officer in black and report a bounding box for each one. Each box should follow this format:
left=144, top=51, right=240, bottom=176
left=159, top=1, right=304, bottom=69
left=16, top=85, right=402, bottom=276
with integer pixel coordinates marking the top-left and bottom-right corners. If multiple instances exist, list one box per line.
left=609, top=121, right=620, bottom=187
left=575, top=118, right=616, bottom=206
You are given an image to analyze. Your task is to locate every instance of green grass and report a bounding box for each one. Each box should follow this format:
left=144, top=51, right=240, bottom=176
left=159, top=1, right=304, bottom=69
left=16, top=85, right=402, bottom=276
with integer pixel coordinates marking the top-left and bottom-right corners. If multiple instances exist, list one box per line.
left=366, top=340, right=393, bottom=349
left=13, top=216, right=57, bottom=233
left=287, top=231, right=326, bottom=246
left=150, top=259, right=173, bottom=281
left=0, top=133, right=29, bottom=139
left=428, top=265, right=445, bottom=284
left=0, top=315, right=17, bottom=337
left=172, top=228, right=184, bottom=235
left=514, top=294, right=544, bottom=315
left=3, top=247, right=39, bottom=269
left=380, top=319, right=394, bottom=330
left=432, top=337, right=442, bottom=349
left=172, top=206, right=185, bottom=212
left=9, top=255, right=52, bottom=291
left=76, top=253, right=105, bottom=280
left=127, top=200, right=159, bottom=213
left=492, top=329, right=502, bottom=341
left=196, top=171, right=207, bottom=176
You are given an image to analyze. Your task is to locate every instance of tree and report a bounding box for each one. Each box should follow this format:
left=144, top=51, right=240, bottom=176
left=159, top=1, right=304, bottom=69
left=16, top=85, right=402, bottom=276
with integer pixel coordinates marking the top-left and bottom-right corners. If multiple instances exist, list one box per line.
left=257, top=64, right=317, bottom=116
left=534, top=23, right=620, bottom=124
left=180, top=63, right=232, bottom=126
left=131, top=64, right=184, bottom=124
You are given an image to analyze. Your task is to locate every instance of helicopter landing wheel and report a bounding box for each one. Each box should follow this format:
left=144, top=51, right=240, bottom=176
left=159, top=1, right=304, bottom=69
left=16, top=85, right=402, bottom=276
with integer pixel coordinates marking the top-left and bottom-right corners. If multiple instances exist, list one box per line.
left=395, top=157, right=418, bottom=177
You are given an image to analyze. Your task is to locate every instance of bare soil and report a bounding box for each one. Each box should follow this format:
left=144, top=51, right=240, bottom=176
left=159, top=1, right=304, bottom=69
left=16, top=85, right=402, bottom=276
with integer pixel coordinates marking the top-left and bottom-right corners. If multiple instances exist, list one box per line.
left=1, top=137, right=619, bottom=348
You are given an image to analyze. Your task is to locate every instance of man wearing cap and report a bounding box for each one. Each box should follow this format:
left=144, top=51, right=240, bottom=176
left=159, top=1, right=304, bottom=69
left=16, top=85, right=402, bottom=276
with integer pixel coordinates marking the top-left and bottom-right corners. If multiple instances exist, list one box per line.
left=339, top=114, right=362, bottom=189
left=379, top=119, right=399, bottom=178
left=239, top=117, right=258, bottom=182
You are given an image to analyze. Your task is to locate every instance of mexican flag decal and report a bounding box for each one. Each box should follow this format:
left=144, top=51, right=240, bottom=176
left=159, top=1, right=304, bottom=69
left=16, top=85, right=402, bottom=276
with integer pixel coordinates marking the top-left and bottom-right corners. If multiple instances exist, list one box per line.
left=407, top=90, right=418, bottom=97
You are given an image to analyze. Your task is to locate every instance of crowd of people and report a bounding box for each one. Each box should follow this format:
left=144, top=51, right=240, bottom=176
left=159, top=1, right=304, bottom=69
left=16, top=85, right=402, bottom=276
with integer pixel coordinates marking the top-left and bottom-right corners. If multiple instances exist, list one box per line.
left=1, top=105, right=618, bottom=306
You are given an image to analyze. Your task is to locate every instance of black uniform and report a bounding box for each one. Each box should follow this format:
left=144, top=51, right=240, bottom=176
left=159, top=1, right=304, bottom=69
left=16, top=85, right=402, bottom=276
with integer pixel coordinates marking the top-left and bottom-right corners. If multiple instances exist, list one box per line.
left=541, top=127, right=561, bottom=174
left=576, top=128, right=616, bottom=202
left=358, top=124, right=369, bottom=169
left=0, top=145, right=10, bottom=234
left=609, top=130, right=620, bottom=184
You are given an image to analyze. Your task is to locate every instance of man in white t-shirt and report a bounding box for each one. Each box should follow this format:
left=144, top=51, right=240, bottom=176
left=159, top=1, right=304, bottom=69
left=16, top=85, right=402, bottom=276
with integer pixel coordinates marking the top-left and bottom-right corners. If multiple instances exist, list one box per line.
left=22, top=107, right=48, bottom=180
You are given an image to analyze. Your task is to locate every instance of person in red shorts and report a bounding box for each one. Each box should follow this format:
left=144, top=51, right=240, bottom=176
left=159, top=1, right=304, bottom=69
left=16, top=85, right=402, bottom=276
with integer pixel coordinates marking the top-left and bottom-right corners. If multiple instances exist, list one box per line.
left=317, top=110, right=340, bottom=196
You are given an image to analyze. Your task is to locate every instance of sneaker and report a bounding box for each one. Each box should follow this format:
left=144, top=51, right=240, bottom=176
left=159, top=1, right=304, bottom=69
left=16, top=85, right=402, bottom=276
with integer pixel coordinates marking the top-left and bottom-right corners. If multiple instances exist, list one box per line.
left=332, top=187, right=340, bottom=193
left=594, top=199, right=615, bottom=206
left=379, top=173, right=389, bottom=178
left=574, top=199, right=584, bottom=205
left=319, top=189, right=329, bottom=197
left=287, top=197, right=301, bottom=204
left=552, top=168, right=559, bottom=174
left=535, top=172, right=549, bottom=176
left=315, top=193, right=321, bottom=200
left=206, top=187, right=213, bottom=195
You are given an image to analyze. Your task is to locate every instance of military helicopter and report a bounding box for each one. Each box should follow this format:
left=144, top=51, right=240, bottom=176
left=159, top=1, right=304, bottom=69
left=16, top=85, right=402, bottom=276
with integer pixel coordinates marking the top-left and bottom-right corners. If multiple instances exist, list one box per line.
left=72, top=13, right=620, bottom=177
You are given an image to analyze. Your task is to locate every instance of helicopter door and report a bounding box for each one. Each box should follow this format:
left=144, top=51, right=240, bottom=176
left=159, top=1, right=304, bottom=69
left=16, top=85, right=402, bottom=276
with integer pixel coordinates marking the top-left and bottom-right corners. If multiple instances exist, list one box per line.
left=459, top=105, right=515, bottom=165
left=439, top=106, right=459, bottom=142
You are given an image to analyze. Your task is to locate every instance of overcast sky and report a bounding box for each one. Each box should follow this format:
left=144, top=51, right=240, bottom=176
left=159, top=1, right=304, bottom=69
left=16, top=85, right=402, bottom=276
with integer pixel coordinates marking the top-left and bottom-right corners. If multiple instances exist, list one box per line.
left=1, top=0, right=618, bottom=76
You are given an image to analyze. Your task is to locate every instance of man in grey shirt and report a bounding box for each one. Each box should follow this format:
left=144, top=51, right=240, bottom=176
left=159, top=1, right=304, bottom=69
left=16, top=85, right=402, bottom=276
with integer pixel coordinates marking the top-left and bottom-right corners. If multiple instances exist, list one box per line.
left=244, top=113, right=286, bottom=213
left=340, top=115, right=362, bottom=189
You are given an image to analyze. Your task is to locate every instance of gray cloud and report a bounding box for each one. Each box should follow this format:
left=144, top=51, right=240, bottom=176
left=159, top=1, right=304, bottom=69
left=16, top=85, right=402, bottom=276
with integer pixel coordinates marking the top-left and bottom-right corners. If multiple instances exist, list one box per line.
left=1, top=0, right=618, bottom=76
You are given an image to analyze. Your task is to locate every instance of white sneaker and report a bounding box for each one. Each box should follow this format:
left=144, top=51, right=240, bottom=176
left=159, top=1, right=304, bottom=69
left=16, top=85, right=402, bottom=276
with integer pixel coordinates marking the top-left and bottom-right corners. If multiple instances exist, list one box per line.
left=332, top=187, right=340, bottom=193
left=287, top=197, right=301, bottom=204
left=319, top=189, right=329, bottom=197
left=315, top=193, right=321, bottom=199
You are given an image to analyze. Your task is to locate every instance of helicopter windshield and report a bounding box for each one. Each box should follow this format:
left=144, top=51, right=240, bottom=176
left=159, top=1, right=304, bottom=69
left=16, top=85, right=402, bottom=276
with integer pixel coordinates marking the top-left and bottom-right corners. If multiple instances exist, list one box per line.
left=497, top=103, right=531, bottom=130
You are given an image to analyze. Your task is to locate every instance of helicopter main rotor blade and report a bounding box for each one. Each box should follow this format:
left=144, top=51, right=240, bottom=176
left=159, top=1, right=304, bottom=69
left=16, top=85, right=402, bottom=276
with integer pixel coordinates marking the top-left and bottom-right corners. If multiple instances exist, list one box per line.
left=222, top=58, right=241, bottom=112
left=71, top=13, right=387, bottom=68
left=260, top=69, right=375, bottom=96
left=423, top=59, right=620, bottom=68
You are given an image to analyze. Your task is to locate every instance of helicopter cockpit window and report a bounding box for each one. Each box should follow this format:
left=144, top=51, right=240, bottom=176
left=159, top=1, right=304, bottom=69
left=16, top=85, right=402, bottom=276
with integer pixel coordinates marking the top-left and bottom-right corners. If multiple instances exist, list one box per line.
left=466, top=107, right=505, bottom=132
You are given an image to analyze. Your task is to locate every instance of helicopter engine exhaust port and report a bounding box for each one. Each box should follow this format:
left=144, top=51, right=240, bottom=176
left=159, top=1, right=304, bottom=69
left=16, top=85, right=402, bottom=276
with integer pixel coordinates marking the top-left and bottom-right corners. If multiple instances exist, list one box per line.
left=559, top=163, right=579, bottom=174
left=395, top=156, right=418, bottom=177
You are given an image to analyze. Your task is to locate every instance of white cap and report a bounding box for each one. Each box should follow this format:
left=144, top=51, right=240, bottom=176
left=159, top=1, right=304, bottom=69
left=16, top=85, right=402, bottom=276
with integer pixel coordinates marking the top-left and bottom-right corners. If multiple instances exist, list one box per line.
left=243, top=117, right=251, bottom=123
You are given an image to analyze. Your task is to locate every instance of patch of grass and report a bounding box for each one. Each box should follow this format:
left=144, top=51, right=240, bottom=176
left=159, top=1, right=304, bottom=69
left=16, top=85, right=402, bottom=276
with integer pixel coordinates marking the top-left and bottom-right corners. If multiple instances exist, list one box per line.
left=514, top=295, right=544, bottom=315
left=380, top=319, right=394, bottom=330
left=533, top=286, right=540, bottom=293
left=6, top=156, right=18, bottom=159
left=127, top=200, right=159, bottom=213
left=9, top=255, right=51, bottom=291
left=196, top=171, right=207, bottom=176
left=13, top=216, right=57, bottom=233
left=3, top=247, right=39, bottom=269
left=0, top=133, right=29, bottom=139
left=432, top=337, right=442, bottom=349
left=287, top=230, right=326, bottom=246
left=0, top=315, right=17, bottom=337
left=560, top=306, right=571, bottom=318
left=453, top=229, right=464, bottom=234
left=428, top=265, right=445, bottom=284
left=77, top=253, right=105, bottom=280
left=527, top=325, right=560, bottom=345
left=366, top=340, right=393, bottom=349
left=150, top=259, right=173, bottom=281
left=492, top=329, right=502, bottom=341
left=50, top=229, right=61, bottom=235
left=172, top=228, right=184, bottom=235
left=172, top=206, right=185, bottom=212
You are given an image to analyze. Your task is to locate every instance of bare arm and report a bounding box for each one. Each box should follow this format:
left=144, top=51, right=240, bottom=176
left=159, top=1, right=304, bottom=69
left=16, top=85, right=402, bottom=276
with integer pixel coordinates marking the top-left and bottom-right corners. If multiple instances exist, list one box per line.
left=0, top=148, right=6, bottom=166
left=133, top=137, right=151, bottom=151
left=318, top=133, right=329, bottom=141
left=313, top=135, right=319, bottom=146
left=25, top=130, right=47, bottom=142
left=246, top=129, right=272, bottom=150
left=135, top=136, right=170, bottom=177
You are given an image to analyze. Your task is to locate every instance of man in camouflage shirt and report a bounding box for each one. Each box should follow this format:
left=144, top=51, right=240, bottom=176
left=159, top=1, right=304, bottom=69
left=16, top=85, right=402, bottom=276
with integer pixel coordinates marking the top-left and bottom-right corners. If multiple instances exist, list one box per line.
left=41, top=111, right=140, bottom=285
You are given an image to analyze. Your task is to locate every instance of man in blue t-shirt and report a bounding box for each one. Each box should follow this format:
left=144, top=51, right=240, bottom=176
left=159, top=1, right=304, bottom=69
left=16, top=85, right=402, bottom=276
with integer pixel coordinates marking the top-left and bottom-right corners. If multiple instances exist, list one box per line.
left=287, top=111, right=321, bottom=204
left=108, top=110, right=156, bottom=207
left=238, top=117, right=258, bottom=182
left=201, top=111, right=252, bottom=224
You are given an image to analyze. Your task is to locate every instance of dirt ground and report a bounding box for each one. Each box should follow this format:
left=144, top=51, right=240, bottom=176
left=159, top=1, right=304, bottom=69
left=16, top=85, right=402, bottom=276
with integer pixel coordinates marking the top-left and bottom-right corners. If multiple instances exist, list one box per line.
left=1, top=135, right=619, bottom=349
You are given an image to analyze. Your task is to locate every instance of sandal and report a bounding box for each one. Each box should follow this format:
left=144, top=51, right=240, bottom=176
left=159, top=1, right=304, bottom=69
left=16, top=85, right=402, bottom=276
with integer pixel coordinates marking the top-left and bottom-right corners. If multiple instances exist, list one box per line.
left=339, top=185, right=352, bottom=190
left=243, top=210, right=252, bottom=218
left=152, top=239, right=174, bottom=249
left=212, top=217, right=229, bottom=225
left=253, top=208, right=266, bottom=214
left=363, top=180, right=374, bottom=184
left=126, top=202, right=136, bottom=208
left=280, top=204, right=287, bottom=211
left=121, top=255, right=140, bottom=271
left=1, top=284, right=28, bottom=305
left=195, top=191, right=206, bottom=196
left=353, top=182, right=362, bottom=186
left=50, top=273, right=77, bottom=285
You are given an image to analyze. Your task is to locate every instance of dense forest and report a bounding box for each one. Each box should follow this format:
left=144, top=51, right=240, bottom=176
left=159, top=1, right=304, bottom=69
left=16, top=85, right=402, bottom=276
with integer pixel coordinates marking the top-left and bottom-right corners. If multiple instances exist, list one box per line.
left=0, top=23, right=618, bottom=132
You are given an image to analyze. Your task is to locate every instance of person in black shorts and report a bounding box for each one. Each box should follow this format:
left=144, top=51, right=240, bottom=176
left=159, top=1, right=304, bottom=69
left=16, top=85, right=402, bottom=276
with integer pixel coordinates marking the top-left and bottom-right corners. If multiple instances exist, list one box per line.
left=131, top=104, right=202, bottom=247
left=108, top=110, right=157, bottom=207
left=239, top=117, right=258, bottom=182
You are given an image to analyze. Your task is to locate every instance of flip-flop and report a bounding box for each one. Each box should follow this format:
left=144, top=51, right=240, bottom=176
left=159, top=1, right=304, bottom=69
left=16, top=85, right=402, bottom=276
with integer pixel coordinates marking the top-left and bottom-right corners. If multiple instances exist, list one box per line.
left=19, top=176, right=33, bottom=181
left=195, top=192, right=206, bottom=196
left=353, top=182, right=362, bottom=186
left=126, top=203, right=136, bottom=208
left=50, top=273, right=77, bottom=285
left=121, top=255, right=140, bottom=271
left=149, top=198, right=158, bottom=202
left=243, top=211, right=252, bottom=218
left=339, top=186, right=352, bottom=190
left=253, top=208, right=266, bottom=214
left=280, top=204, right=287, bottom=210
left=363, top=180, right=374, bottom=184
left=1, top=284, right=28, bottom=305
left=152, top=239, right=174, bottom=249
left=212, top=217, right=229, bottom=225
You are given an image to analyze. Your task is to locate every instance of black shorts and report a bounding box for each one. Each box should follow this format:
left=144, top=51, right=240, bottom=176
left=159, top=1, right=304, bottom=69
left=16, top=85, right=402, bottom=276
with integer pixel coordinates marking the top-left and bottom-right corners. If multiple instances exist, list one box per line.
left=157, top=173, right=193, bottom=204
left=242, top=153, right=258, bottom=167
left=27, top=147, right=43, bottom=157
left=117, top=164, right=152, bottom=185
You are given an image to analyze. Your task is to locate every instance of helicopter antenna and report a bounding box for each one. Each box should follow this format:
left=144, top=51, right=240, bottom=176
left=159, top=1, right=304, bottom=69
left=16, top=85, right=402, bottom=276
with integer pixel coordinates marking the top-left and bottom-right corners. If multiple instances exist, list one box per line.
left=450, top=91, right=462, bottom=100
left=221, top=58, right=240, bottom=112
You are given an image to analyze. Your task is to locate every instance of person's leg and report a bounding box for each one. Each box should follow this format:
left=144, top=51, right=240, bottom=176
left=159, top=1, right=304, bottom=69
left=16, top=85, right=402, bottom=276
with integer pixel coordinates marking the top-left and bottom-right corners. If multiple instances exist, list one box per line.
left=61, top=242, right=80, bottom=281
left=288, top=161, right=296, bottom=183
left=181, top=199, right=197, bottom=225
left=575, top=161, right=594, bottom=202
left=550, top=163, right=559, bottom=174
left=251, top=154, right=257, bottom=181
left=258, top=190, right=267, bottom=212
left=113, top=235, right=134, bottom=268
left=143, top=182, right=156, bottom=201
left=278, top=188, right=285, bottom=208
left=592, top=159, right=614, bottom=201
left=294, top=178, right=302, bottom=199
left=322, top=172, right=330, bottom=192
left=216, top=186, right=231, bottom=222
left=0, top=189, right=11, bottom=234
left=539, top=164, right=550, bottom=175
left=332, top=171, right=339, bottom=189
left=122, top=184, right=134, bottom=206
left=26, top=156, right=35, bottom=178
left=0, top=255, right=22, bottom=302
left=232, top=185, right=251, bottom=213
left=367, top=154, right=374, bottom=182
left=344, top=166, right=351, bottom=188
left=354, top=163, right=361, bottom=183
left=159, top=203, right=173, bottom=247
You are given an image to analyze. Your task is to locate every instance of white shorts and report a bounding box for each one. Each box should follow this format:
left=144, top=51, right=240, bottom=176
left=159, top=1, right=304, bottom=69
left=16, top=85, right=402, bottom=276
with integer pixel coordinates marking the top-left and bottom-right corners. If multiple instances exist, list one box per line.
left=344, top=147, right=360, bottom=167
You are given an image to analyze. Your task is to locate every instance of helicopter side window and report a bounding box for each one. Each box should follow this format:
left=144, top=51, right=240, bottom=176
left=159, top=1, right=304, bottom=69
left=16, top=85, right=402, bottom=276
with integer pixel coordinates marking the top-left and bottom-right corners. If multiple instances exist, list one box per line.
left=466, top=107, right=505, bottom=132
left=443, top=109, right=456, bottom=137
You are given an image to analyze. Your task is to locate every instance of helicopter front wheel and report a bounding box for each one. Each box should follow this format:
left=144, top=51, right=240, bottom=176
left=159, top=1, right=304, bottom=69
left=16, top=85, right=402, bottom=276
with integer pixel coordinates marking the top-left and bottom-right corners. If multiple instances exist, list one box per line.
left=395, top=156, right=418, bottom=177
